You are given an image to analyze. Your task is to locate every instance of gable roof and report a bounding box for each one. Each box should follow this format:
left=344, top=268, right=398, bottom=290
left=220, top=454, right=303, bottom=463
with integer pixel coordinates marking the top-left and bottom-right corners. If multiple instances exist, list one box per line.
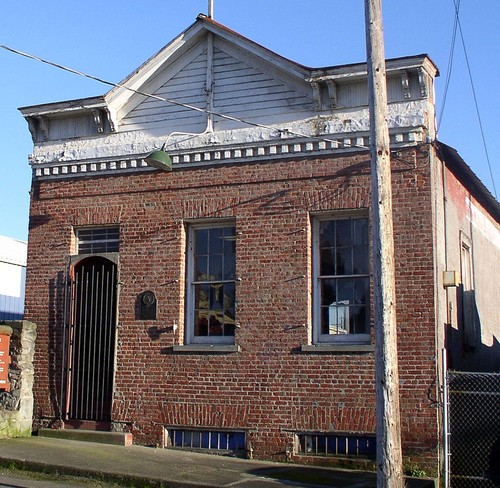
left=436, top=141, right=500, bottom=222
left=20, top=15, right=437, bottom=135
left=103, top=15, right=316, bottom=134
left=105, top=14, right=311, bottom=106
left=20, top=15, right=438, bottom=182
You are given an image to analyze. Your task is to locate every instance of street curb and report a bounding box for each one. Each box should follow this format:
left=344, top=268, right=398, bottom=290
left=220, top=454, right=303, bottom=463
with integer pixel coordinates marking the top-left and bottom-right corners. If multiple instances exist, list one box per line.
left=0, top=457, right=216, bottom=488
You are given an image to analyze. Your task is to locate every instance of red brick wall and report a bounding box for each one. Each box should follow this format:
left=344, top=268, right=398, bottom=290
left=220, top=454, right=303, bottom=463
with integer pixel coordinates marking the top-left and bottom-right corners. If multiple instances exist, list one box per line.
left=25, top=146, right=440, bottom=474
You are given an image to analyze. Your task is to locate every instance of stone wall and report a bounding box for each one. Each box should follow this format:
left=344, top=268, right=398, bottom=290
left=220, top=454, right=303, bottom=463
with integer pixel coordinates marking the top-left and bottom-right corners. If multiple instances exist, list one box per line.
left=0, top=321, right=37, bottom=438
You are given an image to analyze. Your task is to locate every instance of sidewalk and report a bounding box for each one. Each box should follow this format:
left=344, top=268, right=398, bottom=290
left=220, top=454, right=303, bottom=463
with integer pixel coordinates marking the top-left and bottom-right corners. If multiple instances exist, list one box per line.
left=0, top=436, right=436, bottom=487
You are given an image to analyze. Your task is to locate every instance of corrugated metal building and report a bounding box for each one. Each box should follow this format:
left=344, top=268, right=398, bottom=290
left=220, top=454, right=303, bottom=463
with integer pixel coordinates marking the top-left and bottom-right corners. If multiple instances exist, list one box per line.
left=0, top=235, right=27, bottom=320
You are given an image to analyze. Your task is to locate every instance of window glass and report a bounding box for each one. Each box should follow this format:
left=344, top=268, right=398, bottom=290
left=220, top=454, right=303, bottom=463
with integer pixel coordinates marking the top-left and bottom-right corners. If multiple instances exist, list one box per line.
left=320, top=247, right=335, bottom=275
left=335, top=219, right=352, bottom=247
left=188, top=224, right=236, bottom=344
left=167, top=428, right=246, bottom=452
left=336, top=247, right=352, bottom=275
left=195, top=255, right=208, bottom=280
left=319, top=221, right=335, bottom=247
left=77, top=227, right=119, bottom=254
left=353, top=218, right=369, bottom=245
left=315, top=217, right=370, bottom=342
left=209, top=254, right=223, bottom=281
left=353, top=246, right=369, bottom=274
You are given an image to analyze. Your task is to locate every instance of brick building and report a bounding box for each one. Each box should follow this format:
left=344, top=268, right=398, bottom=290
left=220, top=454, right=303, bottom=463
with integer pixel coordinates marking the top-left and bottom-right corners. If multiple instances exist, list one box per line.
left=20, top=16, right=500, bottom=478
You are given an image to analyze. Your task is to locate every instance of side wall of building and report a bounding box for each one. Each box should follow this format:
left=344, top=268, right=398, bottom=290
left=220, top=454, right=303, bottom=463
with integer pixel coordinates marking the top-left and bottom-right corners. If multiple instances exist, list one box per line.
left=441, top=166, right=500, bottom=372
left=25, top=146, right=440, bottom=473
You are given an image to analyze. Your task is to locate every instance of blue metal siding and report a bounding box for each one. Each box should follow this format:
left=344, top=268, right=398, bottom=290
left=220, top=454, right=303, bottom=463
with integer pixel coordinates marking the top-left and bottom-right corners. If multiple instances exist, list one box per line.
left=0, top=265, right=26, bottom=321
left=0, top=294, right=24, bottom=320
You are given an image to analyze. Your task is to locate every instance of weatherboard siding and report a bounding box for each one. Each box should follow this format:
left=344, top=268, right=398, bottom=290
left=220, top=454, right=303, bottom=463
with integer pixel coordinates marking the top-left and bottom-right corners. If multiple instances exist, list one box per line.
left=48, top=114, right=98, bottom=140
left=121, top=46, right=313, bottom=133
left=121, top=50, right=208, bottom=133
left=212, top=47, right=312, bottom=120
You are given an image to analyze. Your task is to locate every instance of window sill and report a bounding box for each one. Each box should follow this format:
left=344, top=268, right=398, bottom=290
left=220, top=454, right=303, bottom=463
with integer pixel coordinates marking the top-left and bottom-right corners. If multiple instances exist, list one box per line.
left=300, top=344, right=374, bottom=353
left=171, top=344, right=240, bottom=354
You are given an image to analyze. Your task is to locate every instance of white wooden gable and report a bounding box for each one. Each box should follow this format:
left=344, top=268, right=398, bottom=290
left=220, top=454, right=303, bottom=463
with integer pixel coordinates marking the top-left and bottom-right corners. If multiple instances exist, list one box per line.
left=21, top=15, right=439, bottom=178
left=105, top=16, right=314, bottom=136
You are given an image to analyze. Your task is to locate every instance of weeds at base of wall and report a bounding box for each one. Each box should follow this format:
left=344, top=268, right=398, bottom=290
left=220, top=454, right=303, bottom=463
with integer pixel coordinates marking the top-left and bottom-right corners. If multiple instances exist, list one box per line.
left=0, top=424, right=31, bottom=440
left=403, top=461, right=428, bottom=478
left=406, top=467, right=428, bottom=478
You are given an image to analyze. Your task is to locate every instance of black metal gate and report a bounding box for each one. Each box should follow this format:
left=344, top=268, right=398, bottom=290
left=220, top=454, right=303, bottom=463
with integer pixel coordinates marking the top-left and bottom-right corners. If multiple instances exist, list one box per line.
left=66, top=256, right=117, bottom=422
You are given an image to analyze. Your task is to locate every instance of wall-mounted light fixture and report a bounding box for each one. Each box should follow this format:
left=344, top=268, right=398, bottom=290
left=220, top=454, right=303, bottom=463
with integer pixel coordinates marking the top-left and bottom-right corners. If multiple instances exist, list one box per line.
left=144, top=144, right=172, bottom=172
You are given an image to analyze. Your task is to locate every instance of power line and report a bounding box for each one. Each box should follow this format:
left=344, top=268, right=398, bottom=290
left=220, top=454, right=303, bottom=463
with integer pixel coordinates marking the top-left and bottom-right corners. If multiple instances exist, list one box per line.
left=439, top=1, right=497, bottom=199
left=455, top=9, right=497, bottom=199
left=0, top=42, right=431, bottom=170
left=438, top=0, right=460, bottom=130
left=0, top=43, right=365, bottom=150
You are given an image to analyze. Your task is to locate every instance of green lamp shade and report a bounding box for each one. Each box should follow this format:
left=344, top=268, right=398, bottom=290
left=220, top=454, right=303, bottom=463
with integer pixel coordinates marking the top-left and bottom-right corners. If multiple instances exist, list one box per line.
left=144, top=145, right=173, bottom=171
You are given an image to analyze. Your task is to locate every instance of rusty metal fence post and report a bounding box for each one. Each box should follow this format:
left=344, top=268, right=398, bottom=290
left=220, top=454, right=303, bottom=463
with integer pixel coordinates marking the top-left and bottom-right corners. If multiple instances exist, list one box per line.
left=442, top=349, right=450, bottom=488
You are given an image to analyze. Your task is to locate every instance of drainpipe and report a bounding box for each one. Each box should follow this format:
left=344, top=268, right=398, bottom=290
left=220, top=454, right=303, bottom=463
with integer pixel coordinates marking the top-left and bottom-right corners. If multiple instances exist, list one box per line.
left=156, top=32, right=215, bottom=150
left=441, top=149, right=451, bottom=487
left=206, top=32, right=215, bottom=133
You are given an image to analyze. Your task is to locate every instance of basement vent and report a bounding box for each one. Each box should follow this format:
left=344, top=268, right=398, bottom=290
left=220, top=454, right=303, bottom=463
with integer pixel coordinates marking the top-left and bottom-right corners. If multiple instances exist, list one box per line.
left=76, top=227, right=119, bottom=254
left=165, top=428, right=246, bottom=454
left=297, top=433, right=376, bottom=457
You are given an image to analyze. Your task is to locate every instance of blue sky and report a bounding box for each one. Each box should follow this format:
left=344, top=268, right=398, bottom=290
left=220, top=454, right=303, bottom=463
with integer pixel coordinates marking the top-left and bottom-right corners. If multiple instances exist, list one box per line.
left=1, top=0, right=499, bottom=241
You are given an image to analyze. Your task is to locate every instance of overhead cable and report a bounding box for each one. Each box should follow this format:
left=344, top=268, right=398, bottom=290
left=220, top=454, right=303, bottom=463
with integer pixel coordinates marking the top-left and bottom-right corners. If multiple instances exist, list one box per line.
left=440, top=1, right=497, bottom=198
left=438, top=0, right=460, bottom=130
left=0, top=43, right=364, bottom=150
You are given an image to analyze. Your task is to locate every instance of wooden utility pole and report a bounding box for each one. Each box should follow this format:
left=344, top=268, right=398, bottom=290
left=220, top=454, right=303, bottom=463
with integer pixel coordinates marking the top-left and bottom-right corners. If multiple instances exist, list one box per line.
left=364, top=1, right=404, bottom=486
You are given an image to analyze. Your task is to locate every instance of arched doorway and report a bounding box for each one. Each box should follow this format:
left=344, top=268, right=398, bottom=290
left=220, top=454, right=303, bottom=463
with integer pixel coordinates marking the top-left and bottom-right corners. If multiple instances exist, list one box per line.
left=65, top=256, right=117, bottom=422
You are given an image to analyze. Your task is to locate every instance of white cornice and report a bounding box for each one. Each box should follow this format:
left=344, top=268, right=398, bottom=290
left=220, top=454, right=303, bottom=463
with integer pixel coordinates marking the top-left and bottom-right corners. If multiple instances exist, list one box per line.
left=19, top=96, right=106, bottom=118
left=31, top=128, right=424, bottom=180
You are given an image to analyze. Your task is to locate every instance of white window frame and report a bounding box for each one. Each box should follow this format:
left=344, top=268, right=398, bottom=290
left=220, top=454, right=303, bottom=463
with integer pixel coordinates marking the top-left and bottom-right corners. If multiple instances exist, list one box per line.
left=185, top=222, right=236, bottom=345
left=312, top=214, right=370, bottom=344
left=460, top=231, right=476, bottom=348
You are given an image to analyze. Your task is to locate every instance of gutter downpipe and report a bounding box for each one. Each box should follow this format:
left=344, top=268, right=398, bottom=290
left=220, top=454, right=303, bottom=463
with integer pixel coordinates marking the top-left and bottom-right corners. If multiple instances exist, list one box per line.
left=206, top=32, right=215, bottom=133
left=153, top=32, right=215, bottom=152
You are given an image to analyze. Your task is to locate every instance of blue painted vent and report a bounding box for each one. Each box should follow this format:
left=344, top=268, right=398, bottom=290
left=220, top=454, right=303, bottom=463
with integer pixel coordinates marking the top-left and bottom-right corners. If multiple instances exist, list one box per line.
left=298, top=433, right=376, bottom=457
left=166, top=428, right=246, bottom=453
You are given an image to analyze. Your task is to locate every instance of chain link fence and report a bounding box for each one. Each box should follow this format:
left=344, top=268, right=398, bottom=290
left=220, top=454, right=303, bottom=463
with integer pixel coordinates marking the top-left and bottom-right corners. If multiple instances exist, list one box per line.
left=447, top=371, right=500, bottom=487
